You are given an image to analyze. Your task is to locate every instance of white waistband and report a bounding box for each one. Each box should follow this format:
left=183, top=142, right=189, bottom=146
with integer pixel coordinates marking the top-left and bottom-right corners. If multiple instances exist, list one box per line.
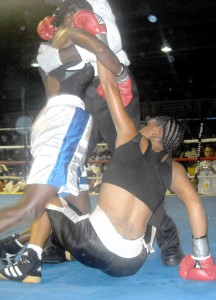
left=89, top=205, right=146, bottom=258
left=46, top=94, right=85, bottom=110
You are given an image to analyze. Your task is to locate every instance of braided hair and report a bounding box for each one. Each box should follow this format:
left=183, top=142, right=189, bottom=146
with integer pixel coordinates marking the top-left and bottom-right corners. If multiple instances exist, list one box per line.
left=152, top=116, right=185, bottom=155
left=53, top=0, right=93, bottom=27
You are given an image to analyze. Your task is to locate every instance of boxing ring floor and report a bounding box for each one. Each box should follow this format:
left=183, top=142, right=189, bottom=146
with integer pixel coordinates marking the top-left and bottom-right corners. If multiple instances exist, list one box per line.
left=0, top=194, right=216, bottom=300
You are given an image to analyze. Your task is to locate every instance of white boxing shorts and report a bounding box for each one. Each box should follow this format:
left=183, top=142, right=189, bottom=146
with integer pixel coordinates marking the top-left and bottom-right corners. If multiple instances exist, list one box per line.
left=27, top=94, right=93, bottom=197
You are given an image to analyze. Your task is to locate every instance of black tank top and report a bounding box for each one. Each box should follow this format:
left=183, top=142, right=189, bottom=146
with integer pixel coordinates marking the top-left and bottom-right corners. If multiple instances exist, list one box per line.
left=102, top=133, right=172, bottom=212
left=39, top=62, right=95, bottom=100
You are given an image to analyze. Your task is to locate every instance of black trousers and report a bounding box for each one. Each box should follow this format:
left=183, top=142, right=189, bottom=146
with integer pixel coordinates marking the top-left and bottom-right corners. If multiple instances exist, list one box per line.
left=84, top=67, right=140, bottom=161
left=148, top=200, right=181, bottom=252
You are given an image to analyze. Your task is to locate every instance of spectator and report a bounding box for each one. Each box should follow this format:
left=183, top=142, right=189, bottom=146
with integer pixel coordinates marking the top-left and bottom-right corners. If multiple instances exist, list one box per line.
left=184, top=146, right=198, bottom=176
left=0, top=164, right=9, bottom=192
left=200, top=144, right=216, bottom=175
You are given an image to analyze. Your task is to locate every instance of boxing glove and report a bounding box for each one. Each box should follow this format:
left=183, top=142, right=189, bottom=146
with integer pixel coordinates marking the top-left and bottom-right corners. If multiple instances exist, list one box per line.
left=116, top=64, right=133, bottom=106
left=179, top=254, right=216, bottom=281
left=73, top=10, right=107, bottom=44
left=97, top=64, right=133, bottom=107
left=97, top=79, right=133, bottom=108
left=37, top=16, right=56, bottom=41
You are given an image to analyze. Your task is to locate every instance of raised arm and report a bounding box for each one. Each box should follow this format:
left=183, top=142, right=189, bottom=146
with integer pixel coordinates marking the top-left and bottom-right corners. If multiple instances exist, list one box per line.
left=96, top=60, right=137, bottom=147
left=37, top=9, right=120, bottom=72
left=51, top=27, right=121, bottom=76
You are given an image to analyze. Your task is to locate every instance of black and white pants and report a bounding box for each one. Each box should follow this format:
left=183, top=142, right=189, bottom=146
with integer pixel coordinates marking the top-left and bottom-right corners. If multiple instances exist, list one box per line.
left=46, top=199, right=147, bottom=277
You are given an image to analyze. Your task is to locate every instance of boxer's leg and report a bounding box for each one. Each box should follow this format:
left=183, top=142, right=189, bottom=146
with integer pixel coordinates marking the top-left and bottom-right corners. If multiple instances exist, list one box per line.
left=0, top=233, right=26, bottom=266
left=42, top=195, right=86, bottom=264
left=0, top=198, right=64, bottom=283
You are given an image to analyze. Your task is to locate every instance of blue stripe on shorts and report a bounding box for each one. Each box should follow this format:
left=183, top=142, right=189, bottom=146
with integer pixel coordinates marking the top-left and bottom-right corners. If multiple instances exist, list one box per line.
left=47, top=107, right=90, bottom=189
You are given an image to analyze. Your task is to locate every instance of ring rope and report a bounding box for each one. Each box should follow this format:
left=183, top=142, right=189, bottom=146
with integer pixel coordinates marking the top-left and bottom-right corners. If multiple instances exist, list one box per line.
left=0, top=138, right=216, bottom=150
left=0, top=127, right=31, bottom=132
left=194, top=123, right=204, bottom=179
left=183, top=138, right=216, bottom=144
left=0, top=146, right=31, bottom=150
left=0, top=176, right=25, bottom=180
left=178, top=117, right=216, bottom=121
left=0, top=157, right=215, bottom=166
left=0, top=161, right=32, bottom=165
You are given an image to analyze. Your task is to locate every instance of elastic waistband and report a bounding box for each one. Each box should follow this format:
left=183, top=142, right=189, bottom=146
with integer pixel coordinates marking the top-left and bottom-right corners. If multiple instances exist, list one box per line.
left=46, top=94, right=85, bottom=110
left=89, top=205, right=146, bottom=258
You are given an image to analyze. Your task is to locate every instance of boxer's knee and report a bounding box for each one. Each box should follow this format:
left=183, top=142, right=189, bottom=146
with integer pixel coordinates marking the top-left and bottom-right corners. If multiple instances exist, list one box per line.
left=47, top=196, right=63, bottom=207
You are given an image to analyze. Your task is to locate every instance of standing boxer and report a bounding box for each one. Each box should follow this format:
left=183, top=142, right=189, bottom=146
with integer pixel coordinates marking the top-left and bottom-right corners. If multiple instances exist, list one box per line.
left=0, top=2, right=127, bottom=246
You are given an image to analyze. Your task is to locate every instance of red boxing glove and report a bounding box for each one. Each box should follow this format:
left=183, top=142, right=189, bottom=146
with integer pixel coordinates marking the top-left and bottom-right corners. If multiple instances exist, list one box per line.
left=37, top=16, right=56, bottom=41
left=118, top=77, right=133, bottom=107
left=179, top=254, right=216, bottom=281
left=96, top=84, right=105, bottom=99
left=96, top=78, right=133, bottom=108
left=116, top=64, right=133, bottom=107
left=73, top=10, right=107, bottom=43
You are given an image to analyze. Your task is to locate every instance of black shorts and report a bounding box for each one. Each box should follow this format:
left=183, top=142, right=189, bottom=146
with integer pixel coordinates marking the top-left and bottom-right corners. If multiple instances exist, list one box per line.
left=46, top=200, right=147, bottom=277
